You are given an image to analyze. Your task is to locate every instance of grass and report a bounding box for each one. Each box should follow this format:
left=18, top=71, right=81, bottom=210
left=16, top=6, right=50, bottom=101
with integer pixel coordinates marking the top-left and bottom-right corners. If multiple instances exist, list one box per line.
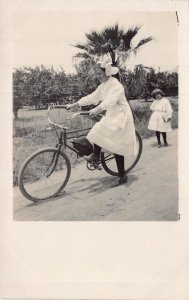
left=13, top=97, right=178, bottom=186
left=13, top=109, right=95, bottom=185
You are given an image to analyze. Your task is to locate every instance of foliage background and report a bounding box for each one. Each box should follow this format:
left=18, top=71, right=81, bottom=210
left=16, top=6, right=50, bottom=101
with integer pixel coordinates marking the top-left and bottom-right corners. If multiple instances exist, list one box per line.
left=13, top=64, right=178, bottom=118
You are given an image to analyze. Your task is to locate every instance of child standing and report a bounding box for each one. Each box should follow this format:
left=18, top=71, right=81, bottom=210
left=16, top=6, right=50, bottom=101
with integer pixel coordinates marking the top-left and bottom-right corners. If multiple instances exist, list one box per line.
left=148, top=89, right=173, bottom=147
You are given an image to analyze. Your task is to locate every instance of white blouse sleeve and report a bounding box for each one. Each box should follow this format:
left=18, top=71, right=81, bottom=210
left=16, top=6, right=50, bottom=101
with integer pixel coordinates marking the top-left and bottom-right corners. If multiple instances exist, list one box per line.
left=77, top=85, right=102, bottom=107
left=98, top=82, right=124, bottom=110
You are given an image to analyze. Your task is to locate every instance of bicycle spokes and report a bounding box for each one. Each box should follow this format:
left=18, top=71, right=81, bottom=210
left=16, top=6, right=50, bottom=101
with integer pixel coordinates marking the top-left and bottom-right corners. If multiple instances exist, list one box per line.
left=19, top=149, right=71, bottom=201
left=44, top=152, right=60, bottom=177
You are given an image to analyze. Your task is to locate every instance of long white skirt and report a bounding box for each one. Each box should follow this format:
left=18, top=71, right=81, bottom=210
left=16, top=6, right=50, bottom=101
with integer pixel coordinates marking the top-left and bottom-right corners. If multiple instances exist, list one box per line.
left=86, top=105, right=137, bottom=157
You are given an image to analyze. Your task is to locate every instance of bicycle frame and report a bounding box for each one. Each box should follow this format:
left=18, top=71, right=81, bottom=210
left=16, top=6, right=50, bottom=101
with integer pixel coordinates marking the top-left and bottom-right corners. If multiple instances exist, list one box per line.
left=60, top=127, right=115, bottom=171
left=46, top=105, right=138, bottom=171
left=18, top=105, right=143, bottom=202
left=50, top=125, right=107, bottom=172
left=47, top=105, right=94, bottom=158
left=47, top=105, right=123, bottom=170
left=59, top=127, right=92, bottom=154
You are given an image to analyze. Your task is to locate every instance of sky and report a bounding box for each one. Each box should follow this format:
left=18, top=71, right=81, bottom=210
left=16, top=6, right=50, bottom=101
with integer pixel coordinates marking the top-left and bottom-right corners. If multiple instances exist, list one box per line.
left=13, top=11, right=178, bottom=73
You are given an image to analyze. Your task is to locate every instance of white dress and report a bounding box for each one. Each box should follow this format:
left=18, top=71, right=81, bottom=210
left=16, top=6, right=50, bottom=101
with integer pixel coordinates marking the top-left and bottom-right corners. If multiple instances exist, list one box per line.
left=148, top=98, right=173, bottom=132
left=78, top=77, right=137, bottom=157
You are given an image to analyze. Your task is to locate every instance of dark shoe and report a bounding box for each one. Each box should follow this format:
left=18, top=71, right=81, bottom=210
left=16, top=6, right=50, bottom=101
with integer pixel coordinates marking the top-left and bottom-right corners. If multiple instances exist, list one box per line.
left=158, top=142, right=162, bottom=148
left=111, top=174, right=128, bottom=188
left=87, top=153, right=100, bottom=166
left=164, top=142, right=169, bottom=147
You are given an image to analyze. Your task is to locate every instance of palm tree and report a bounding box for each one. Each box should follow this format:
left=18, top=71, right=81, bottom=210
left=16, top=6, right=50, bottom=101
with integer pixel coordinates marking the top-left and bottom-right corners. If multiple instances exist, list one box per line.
left=72, top=24, right=153, bottom=106
left=73, top=24, right=153, bottom=67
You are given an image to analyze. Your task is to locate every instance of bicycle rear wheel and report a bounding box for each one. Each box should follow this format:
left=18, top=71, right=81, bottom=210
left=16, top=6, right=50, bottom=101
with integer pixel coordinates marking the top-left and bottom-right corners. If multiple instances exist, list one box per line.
left=101, top=129, right=143, bottom=176
left=18, top=147, right=71, bottom=201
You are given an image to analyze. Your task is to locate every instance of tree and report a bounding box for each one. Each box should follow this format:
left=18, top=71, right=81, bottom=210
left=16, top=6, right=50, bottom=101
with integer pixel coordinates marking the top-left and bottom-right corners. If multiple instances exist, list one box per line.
left=13, top=68, right=32, bottom=118
left=142, top=67, right=158, bottom=100
left=73, top=59, right=99, bottom=96
left=155, top=71, right=178, bottom=96
left=121, top=65, right=147, bottom=99
left=13, top=65, right=71, bottom=117
left=72, top=24, right=153, bottom=102
left=73, top=24, right=153, bottom=67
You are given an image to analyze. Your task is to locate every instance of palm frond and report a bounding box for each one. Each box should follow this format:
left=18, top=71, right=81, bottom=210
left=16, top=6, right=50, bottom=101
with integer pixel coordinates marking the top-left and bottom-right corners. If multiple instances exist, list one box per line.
left=122, top=26, right=141, bottom=50
left=86, top=30, right=112, bottom=55
left=72, top=24, right=153, bottom=68
left=86, top=24, right=124, bottom=51
left=72, top=43, right=90, bottom=51
left=74, top=52, right=91, bottom=59
left=102, top=24, right=123, bottom=46
left=86, top=30, right=105, bottom=45
left=133, top=36, right=153, bottom=55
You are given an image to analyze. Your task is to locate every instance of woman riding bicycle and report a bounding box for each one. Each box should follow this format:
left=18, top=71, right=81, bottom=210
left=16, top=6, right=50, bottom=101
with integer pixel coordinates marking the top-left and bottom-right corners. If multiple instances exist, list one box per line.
left=67, top=56, right=137, bottom=186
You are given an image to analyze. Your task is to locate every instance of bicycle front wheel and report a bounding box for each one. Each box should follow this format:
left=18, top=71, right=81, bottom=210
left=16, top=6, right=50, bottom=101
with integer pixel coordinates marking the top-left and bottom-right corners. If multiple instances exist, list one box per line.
left=101, top=129, right=143, bottom=176
left=18, top=147, right=71, bottom=201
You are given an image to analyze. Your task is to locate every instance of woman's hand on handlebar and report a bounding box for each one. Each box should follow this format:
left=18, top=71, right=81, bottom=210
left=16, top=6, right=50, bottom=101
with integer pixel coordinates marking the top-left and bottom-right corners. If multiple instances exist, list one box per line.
left=66, top=102, right=79, bottom=110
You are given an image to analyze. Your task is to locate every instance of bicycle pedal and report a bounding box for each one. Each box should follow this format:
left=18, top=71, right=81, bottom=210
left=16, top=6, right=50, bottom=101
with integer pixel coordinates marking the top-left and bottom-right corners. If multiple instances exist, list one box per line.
left=86, top=162, right=96, bottom=171
left=97, top=165, right=102, bottom=170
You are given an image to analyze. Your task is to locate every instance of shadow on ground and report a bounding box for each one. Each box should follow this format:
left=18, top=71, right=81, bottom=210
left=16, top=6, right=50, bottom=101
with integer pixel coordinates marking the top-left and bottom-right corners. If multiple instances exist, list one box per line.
left=25, top=174, right=139, bottom=207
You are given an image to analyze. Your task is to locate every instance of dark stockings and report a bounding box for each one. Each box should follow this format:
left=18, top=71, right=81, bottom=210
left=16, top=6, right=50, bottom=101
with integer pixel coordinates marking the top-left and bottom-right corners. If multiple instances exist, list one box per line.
left=93, top=144, right=101, bottom=157
left=93, top=144, right=125, bottom=177
left=115, top=154, right=125, bottom=177
left=162, top=132, right=167, bottom=143
left=156, top=131, right=161, bottom=144
left=156, top=131, right=167, bottom=144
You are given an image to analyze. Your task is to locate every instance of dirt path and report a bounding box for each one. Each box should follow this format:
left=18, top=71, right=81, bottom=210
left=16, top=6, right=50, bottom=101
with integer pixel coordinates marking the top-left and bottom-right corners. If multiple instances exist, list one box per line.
left=13, top=130, right=178, bottom=221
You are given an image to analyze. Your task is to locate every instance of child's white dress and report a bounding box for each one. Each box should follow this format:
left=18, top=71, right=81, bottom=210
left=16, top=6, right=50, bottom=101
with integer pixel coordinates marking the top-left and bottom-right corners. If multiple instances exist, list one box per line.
left=148, top=98, right=173, bottom=132
left=78, top=76, right=137, bottom=157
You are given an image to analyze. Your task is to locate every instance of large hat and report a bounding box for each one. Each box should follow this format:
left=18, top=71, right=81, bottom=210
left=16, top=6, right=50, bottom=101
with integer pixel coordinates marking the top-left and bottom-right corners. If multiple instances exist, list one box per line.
left=151, top=88, right=164, bottom=97
left=96, top=55, right=119, bottom=76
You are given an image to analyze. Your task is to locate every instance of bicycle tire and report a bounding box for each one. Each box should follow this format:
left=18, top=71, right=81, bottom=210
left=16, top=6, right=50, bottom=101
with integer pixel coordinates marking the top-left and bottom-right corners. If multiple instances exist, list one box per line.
left=18, top=147, right=71, bottom=201
left=101, top=129, right=143, bottom=176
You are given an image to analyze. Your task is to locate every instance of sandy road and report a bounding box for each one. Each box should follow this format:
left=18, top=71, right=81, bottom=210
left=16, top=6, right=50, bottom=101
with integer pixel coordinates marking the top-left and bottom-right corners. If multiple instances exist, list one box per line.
left=13, top=129, right=178, bottom=221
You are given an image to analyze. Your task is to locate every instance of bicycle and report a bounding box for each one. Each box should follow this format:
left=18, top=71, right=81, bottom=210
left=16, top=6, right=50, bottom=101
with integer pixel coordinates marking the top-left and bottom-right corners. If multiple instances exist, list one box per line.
left=18, top=105, right=143, bottom=202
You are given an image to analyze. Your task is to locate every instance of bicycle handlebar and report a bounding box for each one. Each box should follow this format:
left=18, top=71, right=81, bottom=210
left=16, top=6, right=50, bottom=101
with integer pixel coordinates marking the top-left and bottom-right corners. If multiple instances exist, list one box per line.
left=47, top=104, right=102, bottom=129
left=49, top=105, right=67, bottom=109
left=47, top=105, right=68, bottom=129
left=72, top=111, right=104, bottom=120
left=79, top=111, right=90, bottom=115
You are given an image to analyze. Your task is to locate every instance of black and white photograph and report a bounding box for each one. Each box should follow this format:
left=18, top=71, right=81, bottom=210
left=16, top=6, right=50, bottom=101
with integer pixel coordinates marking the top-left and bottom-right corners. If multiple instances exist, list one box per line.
left=1, top=0, right=189, bottom=299
left=12, top=10, right=179, bottom=221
